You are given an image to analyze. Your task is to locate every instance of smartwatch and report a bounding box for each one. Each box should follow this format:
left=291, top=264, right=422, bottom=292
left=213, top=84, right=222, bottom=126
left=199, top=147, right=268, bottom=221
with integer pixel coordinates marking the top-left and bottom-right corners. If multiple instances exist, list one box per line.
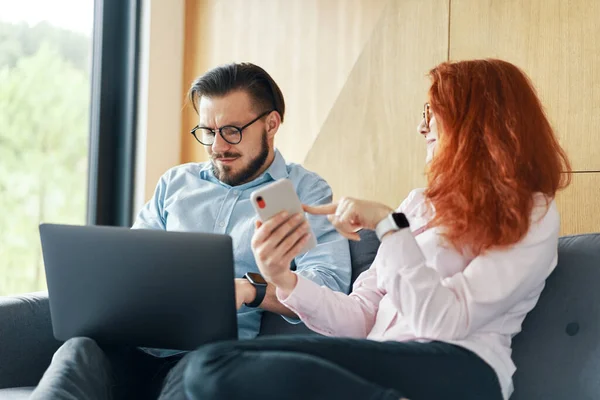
left=243, top=272, right=268, bottom=308
left=375, top=212, right=410, bottom=241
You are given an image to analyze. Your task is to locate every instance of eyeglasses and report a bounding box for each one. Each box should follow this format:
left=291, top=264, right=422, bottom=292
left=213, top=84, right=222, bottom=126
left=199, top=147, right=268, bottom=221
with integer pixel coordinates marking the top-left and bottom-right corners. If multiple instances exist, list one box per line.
left=422, top=102, right=431, bottom=130
left=190, top=110, right=273, bottom=146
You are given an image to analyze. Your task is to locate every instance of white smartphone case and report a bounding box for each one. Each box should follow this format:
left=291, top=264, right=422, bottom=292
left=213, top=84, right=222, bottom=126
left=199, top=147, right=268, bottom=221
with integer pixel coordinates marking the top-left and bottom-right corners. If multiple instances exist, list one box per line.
left=250, top=179, right=317, bottom=255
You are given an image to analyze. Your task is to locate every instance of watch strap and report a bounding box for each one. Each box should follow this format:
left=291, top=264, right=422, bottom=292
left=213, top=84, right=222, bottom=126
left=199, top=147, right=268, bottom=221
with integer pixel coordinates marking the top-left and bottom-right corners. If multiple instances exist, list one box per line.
left=375, top=214, right=398, bottom=241
left=243, top=274, right=267, bottom=308
left=375, top=212, right=410, bottom=241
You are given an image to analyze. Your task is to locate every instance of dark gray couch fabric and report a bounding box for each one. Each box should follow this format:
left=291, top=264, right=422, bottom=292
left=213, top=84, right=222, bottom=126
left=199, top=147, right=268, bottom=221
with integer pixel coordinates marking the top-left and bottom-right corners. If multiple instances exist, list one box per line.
left=510, top=234, right=600, bottom=400
left=0, top=292, right=61, bottom=389
left=1, top=232, right=598, bottom=399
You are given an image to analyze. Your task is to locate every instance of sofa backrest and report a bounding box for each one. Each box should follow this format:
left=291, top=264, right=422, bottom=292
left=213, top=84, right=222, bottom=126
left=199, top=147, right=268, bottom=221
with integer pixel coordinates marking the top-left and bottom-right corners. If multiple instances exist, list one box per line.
left=511, top=233, right=600, bottom=399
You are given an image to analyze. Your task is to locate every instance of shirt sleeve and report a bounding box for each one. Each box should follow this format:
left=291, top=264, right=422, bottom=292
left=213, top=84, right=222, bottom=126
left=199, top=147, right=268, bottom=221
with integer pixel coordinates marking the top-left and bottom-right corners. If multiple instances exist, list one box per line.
left=277, top=174, right=352, bottom=324
left=379, top=200, right=560, bottom=341
left=293, top=175, right=352, bottom=295
left=131, top=173, right=169, bottom=230
left=277, top=263, right=385, bottom=338
left=278, top=186, right=416, bottom=330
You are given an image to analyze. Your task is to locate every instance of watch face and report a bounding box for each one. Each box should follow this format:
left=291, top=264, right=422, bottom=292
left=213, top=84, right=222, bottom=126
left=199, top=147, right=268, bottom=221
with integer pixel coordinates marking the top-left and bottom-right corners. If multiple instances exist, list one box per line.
left=246, top=272, right=267, bottom=285
left=392, top=213, right=410, bottom=229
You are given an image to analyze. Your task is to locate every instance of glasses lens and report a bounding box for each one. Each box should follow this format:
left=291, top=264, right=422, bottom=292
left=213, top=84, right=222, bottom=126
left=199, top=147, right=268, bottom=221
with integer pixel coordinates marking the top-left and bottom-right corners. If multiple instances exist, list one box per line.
left=196, top=128, right=215, bottom=145
left=220, top=126, right=242, bottom=144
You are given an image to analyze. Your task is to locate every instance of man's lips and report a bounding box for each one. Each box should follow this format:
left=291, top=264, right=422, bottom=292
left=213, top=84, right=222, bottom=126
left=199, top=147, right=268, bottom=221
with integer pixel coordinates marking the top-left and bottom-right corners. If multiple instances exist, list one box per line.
left=215, top=157, right=239, bottom=164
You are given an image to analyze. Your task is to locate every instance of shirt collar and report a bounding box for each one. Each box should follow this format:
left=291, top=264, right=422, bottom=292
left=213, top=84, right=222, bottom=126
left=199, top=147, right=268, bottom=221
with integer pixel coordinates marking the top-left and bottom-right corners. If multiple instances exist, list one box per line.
left=199, top=161, right=214, bottom=180
left=263, top=149, right=288, bottom=181
left=199, top=149, right=289, bottom=185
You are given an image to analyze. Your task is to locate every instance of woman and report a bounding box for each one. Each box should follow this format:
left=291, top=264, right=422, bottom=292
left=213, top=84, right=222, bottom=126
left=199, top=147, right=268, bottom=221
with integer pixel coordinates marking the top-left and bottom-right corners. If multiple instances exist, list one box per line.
left=182, top=59, right=571, bottom=400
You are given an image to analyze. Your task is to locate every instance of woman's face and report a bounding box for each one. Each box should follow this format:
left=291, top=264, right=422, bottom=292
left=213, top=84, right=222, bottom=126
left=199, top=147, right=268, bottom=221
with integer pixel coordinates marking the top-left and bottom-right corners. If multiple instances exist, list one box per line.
left=418, top=102, right=439, bottom=164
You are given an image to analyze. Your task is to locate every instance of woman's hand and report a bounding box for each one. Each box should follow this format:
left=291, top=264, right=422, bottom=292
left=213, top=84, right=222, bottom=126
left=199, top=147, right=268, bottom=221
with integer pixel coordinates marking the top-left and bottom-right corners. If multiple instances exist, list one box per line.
left=251, top=211, right=307, bottom=291
left=303, top=197, right=394, bottom=241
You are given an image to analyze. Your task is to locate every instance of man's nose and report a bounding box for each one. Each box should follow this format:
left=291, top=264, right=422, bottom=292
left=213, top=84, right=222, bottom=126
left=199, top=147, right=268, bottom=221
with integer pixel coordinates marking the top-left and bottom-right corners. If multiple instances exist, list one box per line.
left=211, top=130, right=230, bottom=153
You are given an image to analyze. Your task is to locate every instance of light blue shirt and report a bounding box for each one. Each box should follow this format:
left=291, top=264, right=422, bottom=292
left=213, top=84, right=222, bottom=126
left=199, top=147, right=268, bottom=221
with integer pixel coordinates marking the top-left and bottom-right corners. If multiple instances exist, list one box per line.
left=132, top=150, right=351, bottom=353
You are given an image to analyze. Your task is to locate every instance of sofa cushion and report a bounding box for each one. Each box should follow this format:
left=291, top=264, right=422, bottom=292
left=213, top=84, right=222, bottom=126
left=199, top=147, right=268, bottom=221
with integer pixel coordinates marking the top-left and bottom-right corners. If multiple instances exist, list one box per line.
left=349, top=229, right=380, bottom=283
left=511, top=233, right=600, bottom=399
left=0, top=292, right=61, bottom=389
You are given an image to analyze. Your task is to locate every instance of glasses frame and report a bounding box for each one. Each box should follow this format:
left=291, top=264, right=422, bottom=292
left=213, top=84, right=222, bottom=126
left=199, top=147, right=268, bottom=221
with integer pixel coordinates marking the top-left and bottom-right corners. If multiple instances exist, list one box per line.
left=422, top=102, right=431, bottom=130
left=190, top=110, right=274, bottom=146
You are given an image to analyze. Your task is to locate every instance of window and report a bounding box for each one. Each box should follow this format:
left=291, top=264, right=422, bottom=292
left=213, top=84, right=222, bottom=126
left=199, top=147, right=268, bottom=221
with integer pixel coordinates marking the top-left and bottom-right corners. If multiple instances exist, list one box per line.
left=0, top=0, right=94, bottom=295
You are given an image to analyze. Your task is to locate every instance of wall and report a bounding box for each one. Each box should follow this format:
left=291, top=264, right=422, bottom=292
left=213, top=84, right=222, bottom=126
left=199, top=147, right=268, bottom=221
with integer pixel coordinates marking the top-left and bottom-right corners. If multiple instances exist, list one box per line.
left=181, top=0, right=391, bottom=164
left=135, top=0, right=185, bottom=212
left=180, top=0, right=600, bottom=235
left=449, top=0, right=600, bottom=235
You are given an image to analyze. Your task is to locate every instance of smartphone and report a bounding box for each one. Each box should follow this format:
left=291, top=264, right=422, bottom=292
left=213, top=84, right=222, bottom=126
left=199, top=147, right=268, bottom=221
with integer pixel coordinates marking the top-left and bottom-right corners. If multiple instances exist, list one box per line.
left=250, top=179, right=317, bottom=255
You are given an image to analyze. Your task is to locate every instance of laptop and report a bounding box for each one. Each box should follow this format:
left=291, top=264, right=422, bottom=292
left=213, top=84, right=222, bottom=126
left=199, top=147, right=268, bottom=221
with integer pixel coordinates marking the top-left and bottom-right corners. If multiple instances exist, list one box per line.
left=39, top=223, right=238, bottom=351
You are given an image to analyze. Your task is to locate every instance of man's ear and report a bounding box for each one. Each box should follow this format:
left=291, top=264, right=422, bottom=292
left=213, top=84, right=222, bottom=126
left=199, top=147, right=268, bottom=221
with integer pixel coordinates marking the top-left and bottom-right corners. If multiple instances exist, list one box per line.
left=265, top=111, right=281, bottom=139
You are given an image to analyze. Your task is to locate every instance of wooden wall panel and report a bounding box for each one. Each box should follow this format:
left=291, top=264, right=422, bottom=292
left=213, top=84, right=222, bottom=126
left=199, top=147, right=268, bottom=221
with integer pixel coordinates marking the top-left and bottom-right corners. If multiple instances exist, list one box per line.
left=450, top=0, right=600, bottom=172
left=141, top=0, right=185, bottom=203
left=304, top=0, right=449, bottom=208
left=179, top=0, right=599, bottom=235
left=556, top=173, right=600, bottom=235
left=181, top=0, right=389, bottom=164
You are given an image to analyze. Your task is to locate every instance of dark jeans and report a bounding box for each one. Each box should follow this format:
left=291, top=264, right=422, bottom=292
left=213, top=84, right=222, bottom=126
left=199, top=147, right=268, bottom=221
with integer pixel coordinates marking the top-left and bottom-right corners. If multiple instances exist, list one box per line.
left=184, top=336, right=503, bottom=400
left=29, top=337, right=189, bottom=400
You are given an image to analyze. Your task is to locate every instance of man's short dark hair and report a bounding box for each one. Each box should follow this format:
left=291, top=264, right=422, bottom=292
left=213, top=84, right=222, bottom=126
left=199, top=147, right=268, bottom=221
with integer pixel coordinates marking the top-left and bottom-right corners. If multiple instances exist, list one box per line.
left=189, top=62, right=285, bottom=122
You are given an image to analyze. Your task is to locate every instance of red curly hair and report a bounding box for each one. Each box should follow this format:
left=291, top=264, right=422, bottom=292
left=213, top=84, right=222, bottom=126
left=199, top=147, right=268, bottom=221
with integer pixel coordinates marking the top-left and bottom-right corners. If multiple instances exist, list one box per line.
left=425, top=59, right=571, bottom=255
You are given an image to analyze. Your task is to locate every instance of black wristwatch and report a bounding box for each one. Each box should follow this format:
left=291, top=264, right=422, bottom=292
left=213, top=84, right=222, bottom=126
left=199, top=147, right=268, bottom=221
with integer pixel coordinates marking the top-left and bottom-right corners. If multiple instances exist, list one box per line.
left=243, top=272, right=268, bottom=308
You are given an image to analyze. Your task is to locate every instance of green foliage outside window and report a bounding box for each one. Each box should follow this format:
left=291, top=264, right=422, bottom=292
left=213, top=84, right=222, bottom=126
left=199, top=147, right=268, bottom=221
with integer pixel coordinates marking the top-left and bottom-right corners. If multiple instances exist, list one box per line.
left=0, top=21, right=90, bottom=295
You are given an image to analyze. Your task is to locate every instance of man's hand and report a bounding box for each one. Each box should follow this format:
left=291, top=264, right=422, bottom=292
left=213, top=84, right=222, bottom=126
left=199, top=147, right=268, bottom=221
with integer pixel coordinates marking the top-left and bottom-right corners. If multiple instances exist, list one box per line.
left=251, top=211, right=309, bottom=289
left=234, top=278, right=256, bottom=310
left=303, top=197, right=393, bottom=241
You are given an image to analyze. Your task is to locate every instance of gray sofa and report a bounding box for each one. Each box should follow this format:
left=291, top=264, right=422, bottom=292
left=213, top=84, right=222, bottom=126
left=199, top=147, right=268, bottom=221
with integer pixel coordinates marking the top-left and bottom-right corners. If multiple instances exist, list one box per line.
left=0, top=231, right=598, bottom=399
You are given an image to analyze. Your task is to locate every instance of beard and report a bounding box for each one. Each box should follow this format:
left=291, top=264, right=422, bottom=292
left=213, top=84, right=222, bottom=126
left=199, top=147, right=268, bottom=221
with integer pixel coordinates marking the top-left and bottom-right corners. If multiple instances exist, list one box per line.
left=211, top=130, right=270, bottom=186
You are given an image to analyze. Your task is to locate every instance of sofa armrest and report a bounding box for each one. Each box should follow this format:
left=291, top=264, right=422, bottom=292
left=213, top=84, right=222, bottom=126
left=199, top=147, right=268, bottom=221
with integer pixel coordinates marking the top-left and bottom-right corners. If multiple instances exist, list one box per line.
left=0, top=292, right=61, bottom=388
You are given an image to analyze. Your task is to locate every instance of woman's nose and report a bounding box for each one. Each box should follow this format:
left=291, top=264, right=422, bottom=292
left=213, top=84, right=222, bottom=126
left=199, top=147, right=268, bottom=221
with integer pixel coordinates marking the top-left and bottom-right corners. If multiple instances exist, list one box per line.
left=418, top=119, right=429, bottom=136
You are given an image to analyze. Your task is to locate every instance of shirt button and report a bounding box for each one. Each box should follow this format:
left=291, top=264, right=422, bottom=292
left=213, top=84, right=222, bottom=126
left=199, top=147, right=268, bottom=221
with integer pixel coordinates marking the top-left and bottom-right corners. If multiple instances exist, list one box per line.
left=232, top=190, right=239, bottom=195
left=219, top=221, right=225, bottom=227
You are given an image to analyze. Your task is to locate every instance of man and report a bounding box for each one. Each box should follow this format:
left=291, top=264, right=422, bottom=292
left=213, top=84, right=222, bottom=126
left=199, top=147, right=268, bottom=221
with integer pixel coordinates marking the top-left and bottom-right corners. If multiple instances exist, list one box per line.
left=30, top=63, right=351, bottom=400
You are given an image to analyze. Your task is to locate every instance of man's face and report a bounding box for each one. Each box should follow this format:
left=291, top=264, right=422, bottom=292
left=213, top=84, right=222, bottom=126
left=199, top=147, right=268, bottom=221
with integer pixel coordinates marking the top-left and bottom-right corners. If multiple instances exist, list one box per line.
left=198, top=91, right=274, bottom=186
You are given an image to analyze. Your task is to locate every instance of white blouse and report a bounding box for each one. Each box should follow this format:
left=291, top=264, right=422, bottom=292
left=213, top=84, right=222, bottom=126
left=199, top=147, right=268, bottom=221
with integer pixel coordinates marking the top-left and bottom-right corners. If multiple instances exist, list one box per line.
left=279, top=189, right=560, bottom=399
